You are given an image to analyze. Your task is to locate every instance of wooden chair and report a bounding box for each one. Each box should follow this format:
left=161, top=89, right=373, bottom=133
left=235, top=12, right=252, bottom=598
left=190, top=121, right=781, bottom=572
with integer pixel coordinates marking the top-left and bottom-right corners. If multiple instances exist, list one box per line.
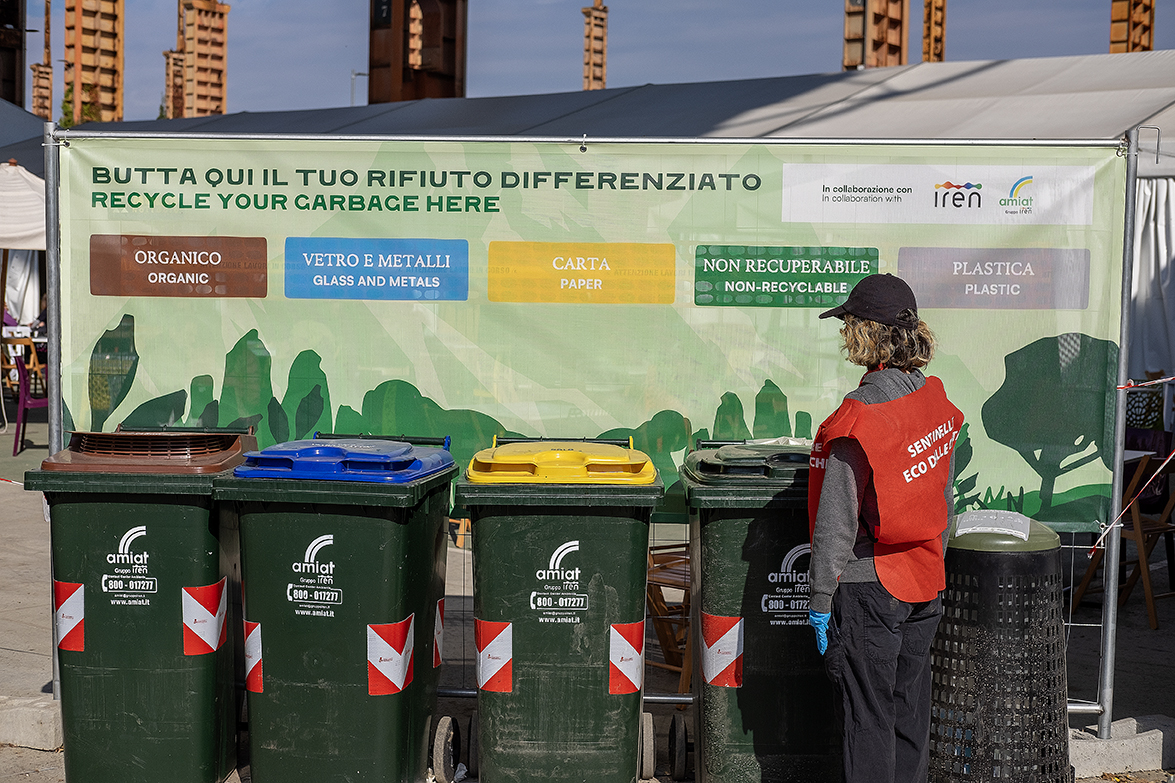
left=1, top=337, right=46, bottom=397
left=646, top=542, right=692, bottom=694
left=1072, top=452, right=1175, bottom=629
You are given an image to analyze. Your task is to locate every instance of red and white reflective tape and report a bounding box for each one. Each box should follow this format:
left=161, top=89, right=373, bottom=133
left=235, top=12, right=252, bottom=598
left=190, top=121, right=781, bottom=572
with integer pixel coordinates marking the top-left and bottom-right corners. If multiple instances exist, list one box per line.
left=475, top=619, right=512, bottom=693
left=433, top=598, right=444, bottom=668
left=182, top=577, right=228, bottom=655
left=608, top=620, right=644, bottom=694
left=54, top=581, right=84, bottom=652
left=701, top=612, right=744, bottom=688
left=367, top=614, right=415, bottom=695
left=244, top=621, right=263, bottom=693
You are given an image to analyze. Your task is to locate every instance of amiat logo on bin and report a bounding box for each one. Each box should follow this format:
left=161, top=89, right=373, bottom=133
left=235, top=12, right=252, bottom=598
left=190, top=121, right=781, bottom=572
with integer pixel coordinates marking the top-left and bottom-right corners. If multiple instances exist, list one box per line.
left=535, top=540, right=581, bottom=582
left=292, top=534, right=335, bottom=576
left=106, top=525, right=149, bottom=566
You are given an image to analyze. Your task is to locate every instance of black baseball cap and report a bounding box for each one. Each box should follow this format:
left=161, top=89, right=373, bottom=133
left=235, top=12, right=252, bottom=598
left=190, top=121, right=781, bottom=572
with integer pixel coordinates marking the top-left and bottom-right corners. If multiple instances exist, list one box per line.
left=818, top=273, right=919, bottom=328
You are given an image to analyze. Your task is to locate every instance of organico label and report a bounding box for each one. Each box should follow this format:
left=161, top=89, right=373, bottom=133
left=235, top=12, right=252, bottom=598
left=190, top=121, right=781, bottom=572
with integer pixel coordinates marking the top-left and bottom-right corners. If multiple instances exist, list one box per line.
left=102, top=525, right=156, bottom=607
left=284, top=236, right=469, bottom=301
left=287, top=534, right=342, bottom=618
left=760, top=543, right=811, bottom=626
left=695, top=245, right=875, bottom=308
left=531, top=539, right=588, bottom=623
left=90, top=234, right=268, bottom=297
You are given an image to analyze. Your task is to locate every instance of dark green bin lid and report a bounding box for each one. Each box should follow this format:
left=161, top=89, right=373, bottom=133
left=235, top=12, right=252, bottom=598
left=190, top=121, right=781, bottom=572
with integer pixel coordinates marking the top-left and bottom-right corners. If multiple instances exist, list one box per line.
left=948, top=510, right=1060, bottom=552
left=680, top=443, right=810, bottom=509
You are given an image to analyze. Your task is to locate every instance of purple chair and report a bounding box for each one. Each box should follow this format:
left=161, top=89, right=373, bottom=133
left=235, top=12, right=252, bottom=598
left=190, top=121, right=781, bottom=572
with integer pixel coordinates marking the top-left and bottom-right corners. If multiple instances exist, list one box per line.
left=13, top=356, right=48, bottom=456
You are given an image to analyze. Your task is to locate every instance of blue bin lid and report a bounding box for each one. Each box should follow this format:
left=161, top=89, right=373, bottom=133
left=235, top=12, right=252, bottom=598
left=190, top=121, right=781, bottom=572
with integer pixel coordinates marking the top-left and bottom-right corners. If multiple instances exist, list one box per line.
left=233, top=439, right=454, bottom=483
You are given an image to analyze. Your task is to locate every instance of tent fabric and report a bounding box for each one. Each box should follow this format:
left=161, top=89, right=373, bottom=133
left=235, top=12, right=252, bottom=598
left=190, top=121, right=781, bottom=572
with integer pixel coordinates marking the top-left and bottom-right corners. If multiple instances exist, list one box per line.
left=0, top=99, right=44, bottom=149
left=4, top=249, right=40, bottom=325
left=0, top=162, right=46, bottom=251
left=1129, top=178, right=1175, bottom=380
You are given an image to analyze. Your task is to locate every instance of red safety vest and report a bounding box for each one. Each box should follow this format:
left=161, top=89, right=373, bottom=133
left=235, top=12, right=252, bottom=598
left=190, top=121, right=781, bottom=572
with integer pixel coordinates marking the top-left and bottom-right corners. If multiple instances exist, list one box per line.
left=808, top=375, right=964, bottom=602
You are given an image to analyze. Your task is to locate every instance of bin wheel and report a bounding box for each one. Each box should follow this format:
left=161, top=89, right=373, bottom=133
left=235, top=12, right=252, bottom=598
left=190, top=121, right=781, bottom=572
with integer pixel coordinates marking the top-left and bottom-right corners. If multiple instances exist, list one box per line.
left=465, top=711, right=479, bottom=777
left=639, top=711, right=656, bottom=781
left=669, top=712, right=688, bottom=780
left=432, top=714, right=460, bottom=783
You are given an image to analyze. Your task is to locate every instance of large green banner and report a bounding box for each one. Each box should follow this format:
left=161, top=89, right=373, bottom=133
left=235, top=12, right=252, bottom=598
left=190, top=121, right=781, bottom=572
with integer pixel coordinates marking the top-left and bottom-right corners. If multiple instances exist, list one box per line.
left=59, top=136, right=1125, bottom=530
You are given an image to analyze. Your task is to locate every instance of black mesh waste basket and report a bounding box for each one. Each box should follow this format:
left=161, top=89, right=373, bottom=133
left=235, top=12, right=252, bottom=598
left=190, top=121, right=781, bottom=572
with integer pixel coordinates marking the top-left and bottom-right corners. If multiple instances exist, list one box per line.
left=929, top=510, right=1070, bottom=783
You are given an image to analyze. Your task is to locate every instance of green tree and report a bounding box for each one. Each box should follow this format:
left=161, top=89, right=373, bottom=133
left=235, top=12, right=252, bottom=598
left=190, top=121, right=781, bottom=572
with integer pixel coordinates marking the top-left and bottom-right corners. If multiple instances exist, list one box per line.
left=981, top=333, right=1117, bottom=515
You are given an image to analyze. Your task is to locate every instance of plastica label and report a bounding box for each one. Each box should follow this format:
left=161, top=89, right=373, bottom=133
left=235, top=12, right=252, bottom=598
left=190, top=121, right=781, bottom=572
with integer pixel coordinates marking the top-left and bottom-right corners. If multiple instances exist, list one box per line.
left=102, top=525, right=157, bottom=607
left=287, top=533, right=342, bottom=618
left=761, top=543, right=812, bottom=625
left=531, top=539, right=589, bottom=623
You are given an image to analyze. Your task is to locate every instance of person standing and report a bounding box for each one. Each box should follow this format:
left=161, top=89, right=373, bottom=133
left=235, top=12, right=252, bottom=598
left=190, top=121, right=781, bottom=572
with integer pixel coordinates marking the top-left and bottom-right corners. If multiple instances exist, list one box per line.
left=806, top=274, right=963, bottom=783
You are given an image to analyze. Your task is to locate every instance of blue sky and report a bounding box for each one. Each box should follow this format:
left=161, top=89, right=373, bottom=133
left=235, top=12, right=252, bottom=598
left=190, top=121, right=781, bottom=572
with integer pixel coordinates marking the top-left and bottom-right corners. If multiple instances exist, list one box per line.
left=22, top=0, right=1175, bottom=122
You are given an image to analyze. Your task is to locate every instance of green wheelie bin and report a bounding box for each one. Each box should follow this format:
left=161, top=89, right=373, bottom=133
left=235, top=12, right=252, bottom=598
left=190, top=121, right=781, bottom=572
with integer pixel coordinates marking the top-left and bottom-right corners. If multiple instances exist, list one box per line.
left=212, top=438, right=457, bottom=783
left=453, top=438, right=664, bottom=783
left=25, top=428, right=257, bottom=783
left=680, top=441, right=841, bottom=783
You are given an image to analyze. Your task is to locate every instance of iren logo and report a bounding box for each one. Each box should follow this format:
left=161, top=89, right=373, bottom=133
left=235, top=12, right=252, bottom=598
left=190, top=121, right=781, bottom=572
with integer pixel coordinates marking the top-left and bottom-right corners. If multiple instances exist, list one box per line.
left=292, top=534, right=335, bottom=575
left=933, top=180, right=982, bottom=209
left=107, top=526, right=149, bottom=565
left=536, top=540, right=581, bottom=581
left=767, top=544, right=810, bottom=584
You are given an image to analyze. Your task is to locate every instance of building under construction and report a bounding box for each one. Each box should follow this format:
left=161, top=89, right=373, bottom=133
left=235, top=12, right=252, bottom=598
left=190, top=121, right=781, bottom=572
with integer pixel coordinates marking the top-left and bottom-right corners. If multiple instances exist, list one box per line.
left=63, top=0, right=123, bottom=124
left=163, top=0, right=229, bottom=119
left=0, top=0, right=25, bottom=107
left=368, top=0, right=466, bottom=103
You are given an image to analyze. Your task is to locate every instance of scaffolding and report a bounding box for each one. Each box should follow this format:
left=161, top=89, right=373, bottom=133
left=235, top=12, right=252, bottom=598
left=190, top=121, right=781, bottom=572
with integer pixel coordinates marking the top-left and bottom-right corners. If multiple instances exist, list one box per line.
left=64, top=0, right=123, bottom=124
left=844, top=0, right=911, bottom=70
left=1110, top=0, right=1154, bottom=53
left=163, top=0, right=229, bottom=119
left=582, top=0, right=607, bottom=91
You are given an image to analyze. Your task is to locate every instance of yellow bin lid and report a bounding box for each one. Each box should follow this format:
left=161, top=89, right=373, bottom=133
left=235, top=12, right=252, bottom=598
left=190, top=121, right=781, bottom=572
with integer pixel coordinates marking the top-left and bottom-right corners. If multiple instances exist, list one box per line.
left=465, top=440, right=658, bottom=484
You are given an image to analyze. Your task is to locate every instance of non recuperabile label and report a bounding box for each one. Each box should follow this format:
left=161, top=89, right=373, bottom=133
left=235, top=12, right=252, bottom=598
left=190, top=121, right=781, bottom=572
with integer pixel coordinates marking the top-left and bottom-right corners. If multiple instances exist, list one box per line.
left=695, top=245, right=876, bottom=307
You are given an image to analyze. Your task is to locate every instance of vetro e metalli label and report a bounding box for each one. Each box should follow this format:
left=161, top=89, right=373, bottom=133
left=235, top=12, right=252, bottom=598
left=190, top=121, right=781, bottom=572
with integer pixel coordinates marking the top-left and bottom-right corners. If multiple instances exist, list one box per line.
left=102, top=525, right=157, bottom=606
left=288, top=534, right=342, bottom=618
left=531, top=540, right=588, bottom=623
left=762, top=544, right=811, bottom=626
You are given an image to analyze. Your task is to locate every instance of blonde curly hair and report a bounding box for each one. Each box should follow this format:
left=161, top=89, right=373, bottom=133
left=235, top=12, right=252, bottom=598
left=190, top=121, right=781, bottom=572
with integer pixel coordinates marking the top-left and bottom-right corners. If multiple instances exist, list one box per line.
left=839, top=312, right=936, bottom=371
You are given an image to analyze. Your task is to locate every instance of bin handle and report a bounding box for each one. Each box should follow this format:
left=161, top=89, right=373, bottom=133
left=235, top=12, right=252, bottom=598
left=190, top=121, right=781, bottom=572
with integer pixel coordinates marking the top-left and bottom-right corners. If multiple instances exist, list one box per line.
left=491, top=436, right=634, bottom=448
left=314, top=432, right=451, bottom=451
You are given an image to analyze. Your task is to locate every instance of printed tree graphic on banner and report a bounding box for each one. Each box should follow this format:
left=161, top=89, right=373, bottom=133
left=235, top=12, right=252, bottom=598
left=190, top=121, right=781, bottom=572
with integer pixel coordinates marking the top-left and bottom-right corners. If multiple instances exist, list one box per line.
left=89, top=314, right=138, bottom=431
left=982, top=333, right=1117, bottom=516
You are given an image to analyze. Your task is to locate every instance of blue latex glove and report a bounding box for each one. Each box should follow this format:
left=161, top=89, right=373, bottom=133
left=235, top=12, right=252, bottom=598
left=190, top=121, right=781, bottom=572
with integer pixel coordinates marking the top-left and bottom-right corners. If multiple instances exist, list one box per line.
left=809, top=610, right=831, bottom=655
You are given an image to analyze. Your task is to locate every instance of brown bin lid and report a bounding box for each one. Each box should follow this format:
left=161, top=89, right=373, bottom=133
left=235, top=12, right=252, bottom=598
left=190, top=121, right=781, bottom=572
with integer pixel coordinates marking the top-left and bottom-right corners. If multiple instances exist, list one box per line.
left=40, top=430, right=258, bottom=474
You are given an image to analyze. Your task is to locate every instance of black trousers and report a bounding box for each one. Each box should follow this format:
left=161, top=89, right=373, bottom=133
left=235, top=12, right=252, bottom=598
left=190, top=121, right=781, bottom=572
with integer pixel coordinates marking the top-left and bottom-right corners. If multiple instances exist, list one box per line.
left=825, top=581, right=942, bottom=783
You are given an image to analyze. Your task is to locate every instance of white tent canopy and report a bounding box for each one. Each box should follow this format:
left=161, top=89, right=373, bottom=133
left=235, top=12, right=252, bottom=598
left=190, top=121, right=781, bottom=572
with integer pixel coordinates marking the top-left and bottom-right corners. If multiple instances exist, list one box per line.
left=0, top=160, right=46, bottom=325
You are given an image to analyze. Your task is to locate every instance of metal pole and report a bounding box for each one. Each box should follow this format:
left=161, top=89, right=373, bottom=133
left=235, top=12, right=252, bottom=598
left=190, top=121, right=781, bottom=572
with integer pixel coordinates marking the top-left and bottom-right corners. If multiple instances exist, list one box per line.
left=43, top=121, right=62, bottom=700
left=1097, top=127, right=1141, bottom=739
